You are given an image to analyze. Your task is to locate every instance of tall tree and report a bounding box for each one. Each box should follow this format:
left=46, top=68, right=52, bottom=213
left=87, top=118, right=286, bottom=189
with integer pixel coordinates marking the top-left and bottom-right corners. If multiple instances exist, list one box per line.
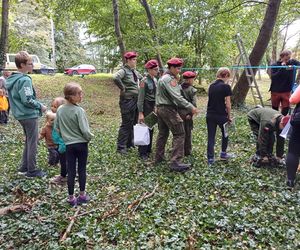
left=0, top=0, right=9, bottom=70
left=112, top=0, right=126, bottom=64
left=232, top=0, right=282, bottom=106
left=139, top=0, right=163, bottom=68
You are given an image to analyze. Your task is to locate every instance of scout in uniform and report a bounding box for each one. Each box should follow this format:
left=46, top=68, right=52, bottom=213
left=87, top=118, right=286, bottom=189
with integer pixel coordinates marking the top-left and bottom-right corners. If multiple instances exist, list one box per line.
left=137, top=59, right=159, bottom=160
left=113, top=52, right=142, bottom=154
left=247, top=107, right=290, bottom=167
left=178, top=71, right=197, bottom=156
left=155, top=58, right=198, bottom=172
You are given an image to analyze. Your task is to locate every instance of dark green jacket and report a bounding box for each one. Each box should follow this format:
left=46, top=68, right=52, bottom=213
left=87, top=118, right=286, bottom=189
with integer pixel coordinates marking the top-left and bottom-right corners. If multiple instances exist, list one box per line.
left=247, top=107, right=283, bottom=157
left=137, top=74, right=157, bottom=112
left=155, top=71, right=194, bottom=111
left=113, top=65, right=142, bottom=99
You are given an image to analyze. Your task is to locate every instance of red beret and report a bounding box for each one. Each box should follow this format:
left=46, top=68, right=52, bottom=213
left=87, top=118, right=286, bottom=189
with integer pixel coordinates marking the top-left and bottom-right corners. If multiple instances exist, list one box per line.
left=182, top=71, right=196, bottom=79
left=124, top=51, right=138, bottom=59
left=145, top=59, right=158, bottom=69
left=281, top=115, right=290, bottom=127
left=167, top=58, right=183, bottom=67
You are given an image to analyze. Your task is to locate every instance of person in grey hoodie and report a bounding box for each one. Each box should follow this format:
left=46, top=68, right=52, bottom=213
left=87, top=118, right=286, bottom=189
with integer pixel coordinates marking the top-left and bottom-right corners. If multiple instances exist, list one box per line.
left=5, top=51, right=47, bottom=178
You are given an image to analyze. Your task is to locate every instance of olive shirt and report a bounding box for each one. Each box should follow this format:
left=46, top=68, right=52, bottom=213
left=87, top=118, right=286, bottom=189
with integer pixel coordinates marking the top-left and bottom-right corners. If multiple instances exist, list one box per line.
left=113, top=65, right=142, bottom=99
left=155, top=71, right=194, bottom=111
left=247, top=107, right=283, bottom=157
left=137, top=74, right=157, bottom=112
left=180, top=83, right=197, bottom=107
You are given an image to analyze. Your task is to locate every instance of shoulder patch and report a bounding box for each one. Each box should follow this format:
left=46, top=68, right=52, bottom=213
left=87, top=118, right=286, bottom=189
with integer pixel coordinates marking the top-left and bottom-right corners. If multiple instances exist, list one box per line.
left=170, top=80, right=177, bottom=87
left=139, top=81, right=145, bottom=88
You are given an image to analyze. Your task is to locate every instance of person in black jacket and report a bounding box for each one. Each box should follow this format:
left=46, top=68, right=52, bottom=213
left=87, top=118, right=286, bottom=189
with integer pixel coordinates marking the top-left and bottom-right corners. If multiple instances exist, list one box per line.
left=270, top=50, right=300, bottom=115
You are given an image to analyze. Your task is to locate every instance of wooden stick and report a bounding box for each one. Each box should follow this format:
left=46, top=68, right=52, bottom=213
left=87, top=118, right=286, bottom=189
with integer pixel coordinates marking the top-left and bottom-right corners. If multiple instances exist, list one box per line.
left=0, top=204, right=32, bottom=216
left=128, top=183, right=159, bottom=213
left=60, top=208, right=80, bottom=242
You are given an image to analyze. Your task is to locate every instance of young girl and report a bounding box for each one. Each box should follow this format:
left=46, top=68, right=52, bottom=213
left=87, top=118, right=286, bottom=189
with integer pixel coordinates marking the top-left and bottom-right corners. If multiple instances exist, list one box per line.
left=39, top=111, right=60, bottom=166
left=54, top=83, right=93, bottom=206
left=206, top=67, right=232, bottom=165
left=50, top=97, right=67, bottom=185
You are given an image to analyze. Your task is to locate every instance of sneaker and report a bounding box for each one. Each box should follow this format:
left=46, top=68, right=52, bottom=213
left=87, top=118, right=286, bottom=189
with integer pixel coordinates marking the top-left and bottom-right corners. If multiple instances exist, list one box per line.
left=25, top=169, right=46, bottom=178
left=208, top=158, right=215, bottom=166
left=18, top=168, right=27, bottom=175
left=50, top=175, right=67, bottom=185
left=140, top=155, right=149, bottom=161
left=67, top=197, right=77, bottom=207
left=220, top=152, right=235, bottom=161
left=286, top=179, right=295, bottom=189
left=77, top=194, right=90, bottom=205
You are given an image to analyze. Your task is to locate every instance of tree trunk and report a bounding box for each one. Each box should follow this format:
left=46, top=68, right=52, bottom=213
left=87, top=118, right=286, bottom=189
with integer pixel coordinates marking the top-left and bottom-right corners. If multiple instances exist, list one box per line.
left=0, top=0, right=9, bottom=70
left=139, top=0, right=163, bottom=69
left=112, top=0, right=126, bottom=64
left=232, top=0, right=281, bottom=106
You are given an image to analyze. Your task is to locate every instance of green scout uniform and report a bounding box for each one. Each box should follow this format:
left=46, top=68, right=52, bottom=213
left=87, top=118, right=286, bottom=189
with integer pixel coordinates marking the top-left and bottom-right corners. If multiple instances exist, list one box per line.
left=137, top=74, right=157, bottom=158
left=155, top=71, right=195, bottom=165
left=178, top=82, right=197, bottom=156
left=247, top=107, right=284, bottom=157
left=113, top=65, right=142, bottom=151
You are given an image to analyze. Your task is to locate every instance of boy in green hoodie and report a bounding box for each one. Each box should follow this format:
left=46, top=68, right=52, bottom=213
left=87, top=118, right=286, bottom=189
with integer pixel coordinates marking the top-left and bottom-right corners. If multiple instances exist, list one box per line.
left=5, top=51, right=47, bottom=177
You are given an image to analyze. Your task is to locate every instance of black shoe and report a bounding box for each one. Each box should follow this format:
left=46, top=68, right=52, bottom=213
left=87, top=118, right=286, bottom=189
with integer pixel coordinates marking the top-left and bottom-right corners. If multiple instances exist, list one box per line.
left=140, top=155, right=149, bottom=161
left=286, top=180, right=295, bottom=189
left=25, top=169, right=46, bottom=178
left=170, top=162, right=191, bottom=173
left=116, top=148, right=127, bottom=155
left=18, top=168, right=27, bottom=175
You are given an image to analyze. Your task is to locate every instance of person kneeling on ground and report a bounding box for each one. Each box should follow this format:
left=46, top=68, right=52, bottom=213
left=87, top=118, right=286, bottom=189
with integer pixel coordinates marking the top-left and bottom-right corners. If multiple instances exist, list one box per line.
left=247, top=107, right=290, bottom=167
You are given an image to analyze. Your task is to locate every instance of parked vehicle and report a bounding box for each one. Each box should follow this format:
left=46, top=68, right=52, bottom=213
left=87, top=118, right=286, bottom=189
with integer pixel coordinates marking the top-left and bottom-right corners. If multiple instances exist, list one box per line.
left=5, top=53, right=42, bottom=73
left=40, top=64, right=55, bottom=75
left=64, top=64, right=96, bottom=76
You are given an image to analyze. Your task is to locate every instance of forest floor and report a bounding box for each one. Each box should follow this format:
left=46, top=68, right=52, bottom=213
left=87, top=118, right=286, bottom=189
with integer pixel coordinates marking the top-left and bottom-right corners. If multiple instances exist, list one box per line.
left=0, top=73, right=299, bottom=249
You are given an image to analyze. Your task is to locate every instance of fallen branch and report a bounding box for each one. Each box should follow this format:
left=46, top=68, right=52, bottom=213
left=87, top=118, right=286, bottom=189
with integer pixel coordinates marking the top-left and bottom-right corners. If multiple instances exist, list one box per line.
left=69, top=208, right=100, bottom=220
left=128, top=183, right=159, bottom=213
left=0, top=204, right=32, bottom=216
left=98, top=205, right=120, bottom=221
left=60, top=208, right=80, bottom=242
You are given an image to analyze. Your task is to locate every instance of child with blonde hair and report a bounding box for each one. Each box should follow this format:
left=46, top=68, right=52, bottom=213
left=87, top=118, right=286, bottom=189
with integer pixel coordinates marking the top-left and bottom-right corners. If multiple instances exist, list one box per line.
left=50, top=97, right=68, bottom=184
left=54, top=83, right=93, bottom=206
left=39, top=111, right=60, bottom=166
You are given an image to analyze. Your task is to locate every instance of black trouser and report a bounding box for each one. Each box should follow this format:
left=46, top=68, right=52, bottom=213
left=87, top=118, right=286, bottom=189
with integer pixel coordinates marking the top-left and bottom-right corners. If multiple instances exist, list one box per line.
left=66, top=143, right=88, bottom=196
left=0, top=111, right=8, bottom=124
left=138, top=100, right=155, bottom=157
left=117, top=97, right=138, bottom=151
left=48, top=148, right=67, bottom=177
left=206, top=114, right=228, bottom=160
left=286, top=127, right=300, bottom=182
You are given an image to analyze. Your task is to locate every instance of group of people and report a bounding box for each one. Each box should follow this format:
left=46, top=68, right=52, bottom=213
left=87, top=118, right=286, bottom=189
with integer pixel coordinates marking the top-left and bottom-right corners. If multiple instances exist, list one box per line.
left=5, top=51, right=92, bottom=206
left=113, top=52, right=235, bottom=172
left=113, top=50, right=300, bottom=186
left=2, top=49, right=300, bottom=207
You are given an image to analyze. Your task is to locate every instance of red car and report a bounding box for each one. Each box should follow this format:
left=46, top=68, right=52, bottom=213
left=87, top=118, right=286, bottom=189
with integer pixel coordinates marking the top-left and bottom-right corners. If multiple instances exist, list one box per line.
left=64, top=64, right=96, bottom=76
